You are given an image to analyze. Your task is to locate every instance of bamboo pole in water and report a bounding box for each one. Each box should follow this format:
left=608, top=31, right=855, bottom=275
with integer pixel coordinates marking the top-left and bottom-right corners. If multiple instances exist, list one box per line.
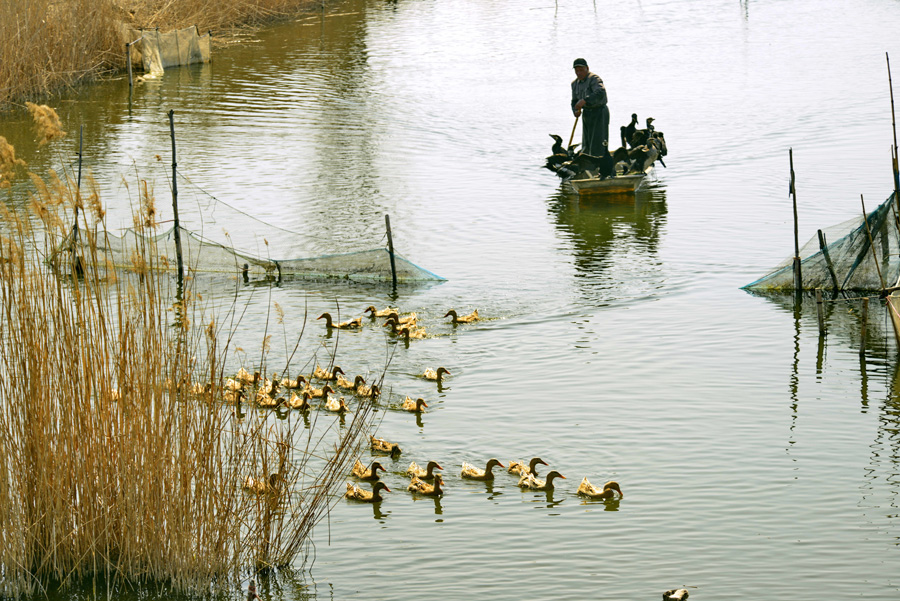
left=790, top=148, right=802, bottom=292
left=860, top=194, right=886, bottom=292
left=168, top=109, right=185, bottom=287
left=385, top=214, right=397, bottom=289
left=888, top=53, right=899, bottom=205
left=817, top=229, right=839, bottom=293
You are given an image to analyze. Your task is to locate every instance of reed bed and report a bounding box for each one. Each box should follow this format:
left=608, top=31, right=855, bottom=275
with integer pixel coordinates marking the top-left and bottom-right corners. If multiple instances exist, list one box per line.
left=0, top=0, right=323, bottom=109
left=0, top=137, right=377, bottom=596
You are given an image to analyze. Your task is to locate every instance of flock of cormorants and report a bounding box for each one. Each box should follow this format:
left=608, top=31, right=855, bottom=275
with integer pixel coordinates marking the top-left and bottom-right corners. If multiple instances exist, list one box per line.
left=544, top=114, right=668, bottom=182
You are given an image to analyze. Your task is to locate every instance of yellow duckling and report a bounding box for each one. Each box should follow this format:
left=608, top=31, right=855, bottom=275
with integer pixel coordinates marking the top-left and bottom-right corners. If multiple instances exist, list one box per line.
left=324, top=395, right=350, bottom=413
left=352, top=459, right=386, bottom=481
left=235, top=367, right=254, bottom=385
left=256, top=391, right=283, bottom=409
left=285, top=391, right=312, bottom=411
left=444, top=308, right=479, bottom=324
left=356, top=382, right=381, bottom=398
left=364, top=305, right=398, bottom=318
left=385, top=311, right=418, bottom=326
left=408, top=473, right=444, bottom=496
left=336, top=373, right=366, bottom=391
left=518, top=470, right=566, bottom=491
left=304, top=383, right=335, bottom=398
left=401, top=396, right=428, bottom=412
left=576, top=478, right=623, bottom=500
left=399, top=326, right=427, bottom=340
left=313, top=364, right=344, bottom=381
left=281, top=373, right=307, bottom=389
left=422, top=367, right=450, bottom=382
left=243, top=472, right=283, bottom=495
left=370, top=435, right=402, bottom=457
left=318, top=312, right=362, bottom=330
left=461, top=458, right=505, bottom=481
left=508, top=457, right=548, bottom=477
left=345, top=481, right=391, bottom=503
left=224, top=388, right=245, bottom=405
left=405, top=460, right=443, bottom=481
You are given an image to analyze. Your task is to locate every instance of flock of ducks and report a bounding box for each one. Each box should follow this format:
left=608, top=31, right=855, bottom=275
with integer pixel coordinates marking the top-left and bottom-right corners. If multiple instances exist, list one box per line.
left=344, top=452, right=623, bottom=503
left=544, top=114, right=668, bottom=182
left=316, top=306, right=480, bottom=342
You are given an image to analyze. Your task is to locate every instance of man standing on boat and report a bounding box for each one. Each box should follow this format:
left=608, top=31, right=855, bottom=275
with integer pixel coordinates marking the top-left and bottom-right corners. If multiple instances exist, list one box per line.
left=571, top=58, right=609, bottom=156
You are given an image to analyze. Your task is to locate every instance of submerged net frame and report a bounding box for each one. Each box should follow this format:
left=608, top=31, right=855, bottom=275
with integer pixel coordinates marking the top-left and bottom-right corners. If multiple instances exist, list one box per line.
left=743, top=192, right=900, bottom=292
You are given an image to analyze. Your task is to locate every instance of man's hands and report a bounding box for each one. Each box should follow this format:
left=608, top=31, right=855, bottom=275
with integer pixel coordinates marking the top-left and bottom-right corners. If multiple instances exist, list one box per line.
left=573, top=98, right=587, bottom=116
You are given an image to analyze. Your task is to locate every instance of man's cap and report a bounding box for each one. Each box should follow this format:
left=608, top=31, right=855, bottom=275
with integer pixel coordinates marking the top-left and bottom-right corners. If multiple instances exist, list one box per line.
left=573, top=58, right=588, bottom=68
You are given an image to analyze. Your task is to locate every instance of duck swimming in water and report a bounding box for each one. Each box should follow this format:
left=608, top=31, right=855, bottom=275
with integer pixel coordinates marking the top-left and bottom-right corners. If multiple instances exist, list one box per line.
left=364, top=305, right=398, bottom=318
left=422, top=367, right=450, bottom=382
left=285, top=391, right=312, bottom=411
left=317, top=312, right=362, bottom=330
left=576, top=478, right=623, bottom=500
left=508, top=457, right=548, bottom=477
left=408, top=473, right=444, bottom=496
left=352, top=459, right=387, bottom=481
left=345, top=481, right=391, bottom=503
left=444, top=309, right=480, bottom=324
left=461, top=458, right=505, bottom=481
left=324, top=395, right=350, bottom=413
left=401, top=396, right=428, bottom=412
left=336, top=373, right=365, bottom=392
left=370, top=435, right=402, bottom=457
left=406, top=460, right=443, bottom=481
left=518, top=470, right=566, bottom=491
left=313, top=365, right=344, bottom=381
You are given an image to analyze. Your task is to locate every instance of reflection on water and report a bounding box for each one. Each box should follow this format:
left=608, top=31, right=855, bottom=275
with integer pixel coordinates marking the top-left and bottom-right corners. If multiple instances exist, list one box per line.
left=547, top=186, right=668, bottom=306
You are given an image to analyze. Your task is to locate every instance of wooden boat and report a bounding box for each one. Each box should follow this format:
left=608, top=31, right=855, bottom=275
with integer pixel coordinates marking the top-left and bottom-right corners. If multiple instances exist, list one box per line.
left=569, top=166, right=653, bottom=196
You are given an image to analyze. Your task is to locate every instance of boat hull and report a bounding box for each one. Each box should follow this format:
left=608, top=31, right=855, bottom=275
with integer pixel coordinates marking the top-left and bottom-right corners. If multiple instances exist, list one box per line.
left=569, top=173, right=646, bottom=195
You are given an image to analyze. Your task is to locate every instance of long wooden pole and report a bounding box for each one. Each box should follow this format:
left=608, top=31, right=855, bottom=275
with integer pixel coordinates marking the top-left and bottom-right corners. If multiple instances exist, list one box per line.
left=790, top=148, right=802, bottom=291
left=888, top=53, right=899, bottom=202
left=817, top=229, right=839, bottom=292
left=168, top=110, right=185, bottom=287
left=860, top=194, right=886, bottom=291
left=567, top=114, right=580, bottom=150
left=385, top=214, right=397, bottom=289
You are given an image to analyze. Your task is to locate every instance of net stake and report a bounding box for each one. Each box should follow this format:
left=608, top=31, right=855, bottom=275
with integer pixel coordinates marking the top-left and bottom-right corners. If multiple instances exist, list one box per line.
left=860, top=194, right=886, bottom=292
left=817, top=229, right=839, bottom=294
left=790, top=148, right=802, bottom=292
left=168, top=110, right=185, bottom=287
left=385, top=214, right=397, bottom=289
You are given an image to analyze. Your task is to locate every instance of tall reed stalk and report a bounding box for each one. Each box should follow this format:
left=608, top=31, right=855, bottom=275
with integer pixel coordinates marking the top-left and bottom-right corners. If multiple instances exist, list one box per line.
left=0, top=149, right=376, bottom=596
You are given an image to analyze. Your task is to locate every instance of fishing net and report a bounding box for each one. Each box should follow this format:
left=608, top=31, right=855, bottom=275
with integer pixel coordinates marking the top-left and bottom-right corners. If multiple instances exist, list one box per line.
left=744, top=192, right=900, bottom=292
left=50, top=170, right=444, bottom=284
left=128, top=26, right=211, bottom=76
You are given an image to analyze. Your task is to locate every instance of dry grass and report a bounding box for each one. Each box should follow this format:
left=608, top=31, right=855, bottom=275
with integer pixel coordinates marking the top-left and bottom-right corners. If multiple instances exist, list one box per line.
left=0, top=145, right=378, bottom=595
left=0, top=0, right=323, bottom=109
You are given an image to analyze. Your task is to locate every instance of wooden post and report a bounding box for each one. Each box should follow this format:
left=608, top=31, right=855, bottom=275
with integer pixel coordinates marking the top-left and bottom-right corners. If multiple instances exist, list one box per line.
left=815, top=288, right=825, bottom=335
left=126, top=42, right=133, bottom=87
left=790, top=148, right=802, bottom=292
left=817, top=230, right=839, bottom=292
left=887, top=53, right=900, bottom=204
left=385, top=214, right=397, bottom=289
left=860, top=194, right=886, bottom=291
left=168, top=110, right=185, bottom=287
left=860, top=296, right=869, bottom=357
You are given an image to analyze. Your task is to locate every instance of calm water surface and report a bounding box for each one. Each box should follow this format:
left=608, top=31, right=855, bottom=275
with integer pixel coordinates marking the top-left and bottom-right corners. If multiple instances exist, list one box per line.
left=4, top=0, right=900, bottom=599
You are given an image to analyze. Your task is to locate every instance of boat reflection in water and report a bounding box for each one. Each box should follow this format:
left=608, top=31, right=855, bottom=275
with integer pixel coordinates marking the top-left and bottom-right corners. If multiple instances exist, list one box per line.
left=546, top=185, right=668, bottom=306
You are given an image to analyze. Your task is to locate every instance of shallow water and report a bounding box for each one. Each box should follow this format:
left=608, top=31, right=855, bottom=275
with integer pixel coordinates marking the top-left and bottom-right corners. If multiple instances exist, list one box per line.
left=4, top=0, right=900, bottom=599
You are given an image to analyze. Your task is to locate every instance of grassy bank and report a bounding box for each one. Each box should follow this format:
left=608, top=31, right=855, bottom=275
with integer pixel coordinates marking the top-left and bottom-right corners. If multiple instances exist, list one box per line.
left=0, top=0, right=322, bottom=109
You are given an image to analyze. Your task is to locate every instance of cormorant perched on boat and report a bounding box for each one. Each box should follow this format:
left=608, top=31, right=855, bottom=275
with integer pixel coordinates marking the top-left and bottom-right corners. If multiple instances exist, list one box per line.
left=630, top=117, right=655, bottom=148
left=545, top=134, right=581, bottom=172
left=620, top=113, right=638, bottom=148
left=626, top=137, right=663, bottom=174
left=556, top=149, right=621, bottom=181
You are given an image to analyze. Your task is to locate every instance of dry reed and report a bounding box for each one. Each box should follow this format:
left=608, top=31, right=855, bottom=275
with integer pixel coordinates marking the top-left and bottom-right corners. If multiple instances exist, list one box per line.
left=0, top=150, right=378, bottom=596
left=0, top=0, right=323, bottom=109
